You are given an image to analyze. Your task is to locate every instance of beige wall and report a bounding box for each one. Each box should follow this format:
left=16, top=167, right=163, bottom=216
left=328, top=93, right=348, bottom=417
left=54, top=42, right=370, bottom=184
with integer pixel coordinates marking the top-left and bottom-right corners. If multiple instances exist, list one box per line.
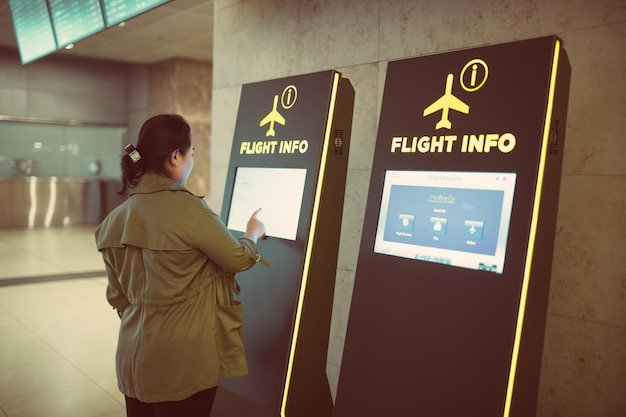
left=148, top=58, right=212, bottom=198
left=211, top=1, right=626, bottom=415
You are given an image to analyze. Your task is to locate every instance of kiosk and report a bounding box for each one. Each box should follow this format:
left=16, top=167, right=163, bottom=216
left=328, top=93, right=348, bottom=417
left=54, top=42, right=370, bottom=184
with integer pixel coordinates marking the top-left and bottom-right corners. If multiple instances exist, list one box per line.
left=211, top=70, right=355, bottom=417
left=333, top=36, right=570, bottom=417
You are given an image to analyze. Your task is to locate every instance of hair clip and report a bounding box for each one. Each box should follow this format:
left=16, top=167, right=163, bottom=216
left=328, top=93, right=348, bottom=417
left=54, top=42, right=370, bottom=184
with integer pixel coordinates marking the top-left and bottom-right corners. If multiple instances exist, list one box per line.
left=124, top=144, right=141, bottom=163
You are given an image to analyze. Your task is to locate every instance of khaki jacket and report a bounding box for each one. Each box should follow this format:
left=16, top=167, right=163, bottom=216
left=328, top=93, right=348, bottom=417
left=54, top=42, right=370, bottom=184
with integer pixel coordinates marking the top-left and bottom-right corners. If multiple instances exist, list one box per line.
left=95, top=173, right=258, bottom=402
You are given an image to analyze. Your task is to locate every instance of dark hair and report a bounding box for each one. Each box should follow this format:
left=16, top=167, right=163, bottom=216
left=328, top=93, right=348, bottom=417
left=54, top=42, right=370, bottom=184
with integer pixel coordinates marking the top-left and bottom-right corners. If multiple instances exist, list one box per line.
left=119, top=114, right=191, bottom=195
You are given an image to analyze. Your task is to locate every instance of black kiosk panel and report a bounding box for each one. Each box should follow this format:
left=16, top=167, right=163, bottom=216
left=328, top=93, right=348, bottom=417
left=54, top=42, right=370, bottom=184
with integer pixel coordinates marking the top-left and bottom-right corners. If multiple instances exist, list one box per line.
left=212, top=70, right=355, bottom=417
left=333, top=36, right=570, bottom=417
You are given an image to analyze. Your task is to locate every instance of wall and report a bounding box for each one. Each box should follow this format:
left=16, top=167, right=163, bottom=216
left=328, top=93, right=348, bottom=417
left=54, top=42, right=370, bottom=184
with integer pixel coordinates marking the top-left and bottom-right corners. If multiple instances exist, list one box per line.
left=0, top=47, right=130, bottom=124
left=147, top=58, right=212, bottom=198
left=0, top=48, right=141, bottom=227
left=211, top=1, right=626, bottom=416
left=0, top=49, right=213, bottom=209
left=0, top=47, right=138, bottom=176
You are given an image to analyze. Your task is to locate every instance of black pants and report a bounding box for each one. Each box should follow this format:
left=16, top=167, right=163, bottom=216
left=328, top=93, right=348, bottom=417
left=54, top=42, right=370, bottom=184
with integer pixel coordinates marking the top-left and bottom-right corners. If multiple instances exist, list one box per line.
left=125, top=387, right=218, bottom=417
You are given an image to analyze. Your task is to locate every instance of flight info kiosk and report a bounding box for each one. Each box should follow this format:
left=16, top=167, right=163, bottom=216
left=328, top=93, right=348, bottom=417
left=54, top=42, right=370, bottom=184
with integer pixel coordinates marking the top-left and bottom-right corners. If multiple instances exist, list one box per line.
left=333, top=36, right=570, bottom=417
left=212, top=71, right=355, bottom=417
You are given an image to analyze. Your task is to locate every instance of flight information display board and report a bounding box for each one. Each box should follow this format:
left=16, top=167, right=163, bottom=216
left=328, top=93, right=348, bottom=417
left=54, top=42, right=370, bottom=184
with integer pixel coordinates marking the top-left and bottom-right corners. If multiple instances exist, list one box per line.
left=103, top=0, right=171, bottom=27
left=8, top=0, right=57, bottom=64
left=7, top=0, right=171, bottom=64
left=48, top=0, right=105, bottom=48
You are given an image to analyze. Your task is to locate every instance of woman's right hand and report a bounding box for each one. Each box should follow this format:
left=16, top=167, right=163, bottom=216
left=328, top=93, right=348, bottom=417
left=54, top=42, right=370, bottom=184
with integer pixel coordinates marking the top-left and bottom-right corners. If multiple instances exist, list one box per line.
left=243, top=208, right=266, bottom=243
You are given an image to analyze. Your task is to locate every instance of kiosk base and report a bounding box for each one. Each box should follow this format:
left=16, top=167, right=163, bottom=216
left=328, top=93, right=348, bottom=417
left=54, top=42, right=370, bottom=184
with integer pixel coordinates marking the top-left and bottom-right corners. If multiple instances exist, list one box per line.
left=212, top=387, right=276, bottom=417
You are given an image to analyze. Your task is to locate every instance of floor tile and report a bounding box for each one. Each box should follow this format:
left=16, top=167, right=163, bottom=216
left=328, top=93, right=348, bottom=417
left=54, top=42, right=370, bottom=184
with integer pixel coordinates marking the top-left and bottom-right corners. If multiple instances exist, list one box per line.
left=1, top=382, right=124, bottom=417
left=0, top=229, right=125, bottom=416
left=0, top=307, right=39, bottom=345
left=0, top=358, right=90, bottom=401
left=94, top=376, right=126, bottom=407
left=42, top=320, right=118, bottom=355
left=64, top=349, right=117, bottom=381
left=0, top=227, right=104, bottom=280
left=98, top=411, right=127, bottom=417
left=0, top=228, right=126, bottom=417
left=0, top=337, right=63, bottom=369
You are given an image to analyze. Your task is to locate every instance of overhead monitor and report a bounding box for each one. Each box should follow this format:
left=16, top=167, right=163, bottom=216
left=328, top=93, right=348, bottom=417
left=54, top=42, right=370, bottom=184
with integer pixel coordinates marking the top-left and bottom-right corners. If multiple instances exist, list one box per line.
left=226, top=167, right=307, bottom=241
left=8, top=0, right=58, bottom=64
left=374, top=170, right=517, bottom=273
left=8, top=0, right=172, bottom=64
left=103, top=0, right=171, bottom=27
left=48, top=0, right=106, bottom=48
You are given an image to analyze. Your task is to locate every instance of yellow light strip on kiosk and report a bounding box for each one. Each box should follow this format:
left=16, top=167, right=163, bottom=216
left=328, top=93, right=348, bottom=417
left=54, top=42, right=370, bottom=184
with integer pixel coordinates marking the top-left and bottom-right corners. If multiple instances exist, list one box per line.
left=280, top=72, right=341, bottom=417
left=503, top=40, right=561, bottom=417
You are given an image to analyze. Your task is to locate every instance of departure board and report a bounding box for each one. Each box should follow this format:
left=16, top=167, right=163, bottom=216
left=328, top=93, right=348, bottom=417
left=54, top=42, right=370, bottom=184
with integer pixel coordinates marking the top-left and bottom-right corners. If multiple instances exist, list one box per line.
left=7, top=0, right=171, bottom=64
left=48, top=0, right=105, bottom=48
left=8, top=0, right=58, bottom=64
left=103, top=0, right=171, bottom=27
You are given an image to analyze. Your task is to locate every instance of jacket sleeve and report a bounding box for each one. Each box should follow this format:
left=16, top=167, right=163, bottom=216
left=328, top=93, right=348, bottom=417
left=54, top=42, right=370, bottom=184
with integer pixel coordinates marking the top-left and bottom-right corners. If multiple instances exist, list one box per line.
left=193, top=208, right=258, bottom=273
left=101, top=249, right=130, bottom=313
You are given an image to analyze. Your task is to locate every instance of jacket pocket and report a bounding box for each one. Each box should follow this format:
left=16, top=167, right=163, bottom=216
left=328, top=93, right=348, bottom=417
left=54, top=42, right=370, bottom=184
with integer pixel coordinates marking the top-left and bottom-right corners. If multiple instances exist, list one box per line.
left=216, top=301, right=248, bottom=378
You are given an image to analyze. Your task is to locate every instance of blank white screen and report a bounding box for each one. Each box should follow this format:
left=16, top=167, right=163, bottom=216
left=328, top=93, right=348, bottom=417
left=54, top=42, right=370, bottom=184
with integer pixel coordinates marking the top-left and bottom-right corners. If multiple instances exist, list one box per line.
left=226, top=167, right=307, bottom=241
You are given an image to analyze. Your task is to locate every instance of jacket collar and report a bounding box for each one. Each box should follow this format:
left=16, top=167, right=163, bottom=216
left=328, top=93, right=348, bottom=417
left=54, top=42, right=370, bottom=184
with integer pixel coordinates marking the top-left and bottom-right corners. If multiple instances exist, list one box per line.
left=130, top=172, right=194, bottom=196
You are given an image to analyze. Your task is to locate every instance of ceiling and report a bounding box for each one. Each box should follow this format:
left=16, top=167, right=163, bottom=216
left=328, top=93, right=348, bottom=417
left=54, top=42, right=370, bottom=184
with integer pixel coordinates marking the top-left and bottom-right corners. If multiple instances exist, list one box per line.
left=0, top=0, right=213, bottom=65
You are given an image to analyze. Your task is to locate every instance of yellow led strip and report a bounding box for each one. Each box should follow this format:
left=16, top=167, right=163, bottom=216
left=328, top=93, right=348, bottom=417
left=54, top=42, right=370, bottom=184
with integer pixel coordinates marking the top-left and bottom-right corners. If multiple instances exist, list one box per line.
left=502, top=39, right=561, bottom=417
left=280, top=72, right=341, bottom=417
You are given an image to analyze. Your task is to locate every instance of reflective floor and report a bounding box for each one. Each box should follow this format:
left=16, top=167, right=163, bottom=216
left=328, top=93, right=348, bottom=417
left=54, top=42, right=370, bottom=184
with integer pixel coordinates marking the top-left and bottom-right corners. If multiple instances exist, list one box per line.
left=0, top=226, right=125, bottom=417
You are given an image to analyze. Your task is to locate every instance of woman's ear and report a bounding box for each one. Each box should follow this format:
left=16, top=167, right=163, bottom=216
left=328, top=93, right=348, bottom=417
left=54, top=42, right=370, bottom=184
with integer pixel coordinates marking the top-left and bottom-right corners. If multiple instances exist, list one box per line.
left=170, top=149, right=180, bottom=167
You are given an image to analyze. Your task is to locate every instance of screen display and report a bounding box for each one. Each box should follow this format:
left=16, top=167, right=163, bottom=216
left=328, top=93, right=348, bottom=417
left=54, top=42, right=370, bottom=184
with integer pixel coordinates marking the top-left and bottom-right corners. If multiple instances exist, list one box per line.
left=8, top=0, right=58, bottom=64
left=103, top=0, right=171, bottom=27
left=227, top=167, right=307, bottom=241
left=48, top=0, right=105, bottom=47
left=374, top=170, right=517, bottom=274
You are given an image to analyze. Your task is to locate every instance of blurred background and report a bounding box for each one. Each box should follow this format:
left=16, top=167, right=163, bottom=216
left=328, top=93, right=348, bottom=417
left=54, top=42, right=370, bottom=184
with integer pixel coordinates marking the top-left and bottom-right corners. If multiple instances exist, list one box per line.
left=0, top=0, right=213, bottom=228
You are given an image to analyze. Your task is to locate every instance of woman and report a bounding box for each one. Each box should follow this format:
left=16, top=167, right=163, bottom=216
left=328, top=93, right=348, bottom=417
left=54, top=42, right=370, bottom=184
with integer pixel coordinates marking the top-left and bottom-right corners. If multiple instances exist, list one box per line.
left=95, top=114, right=266, bottom=417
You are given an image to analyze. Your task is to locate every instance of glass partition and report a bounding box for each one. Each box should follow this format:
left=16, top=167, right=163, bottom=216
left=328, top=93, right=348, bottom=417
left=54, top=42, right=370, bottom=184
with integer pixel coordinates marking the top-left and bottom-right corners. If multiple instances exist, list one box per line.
left=0, top=120, right=125, bottom=178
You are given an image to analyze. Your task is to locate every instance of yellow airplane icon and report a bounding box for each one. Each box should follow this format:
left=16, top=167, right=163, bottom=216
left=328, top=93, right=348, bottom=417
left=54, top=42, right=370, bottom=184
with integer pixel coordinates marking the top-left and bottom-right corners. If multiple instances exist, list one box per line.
left=423, top=73, right=469, bottom=130
left=260, top=95, right=286, bottom=137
